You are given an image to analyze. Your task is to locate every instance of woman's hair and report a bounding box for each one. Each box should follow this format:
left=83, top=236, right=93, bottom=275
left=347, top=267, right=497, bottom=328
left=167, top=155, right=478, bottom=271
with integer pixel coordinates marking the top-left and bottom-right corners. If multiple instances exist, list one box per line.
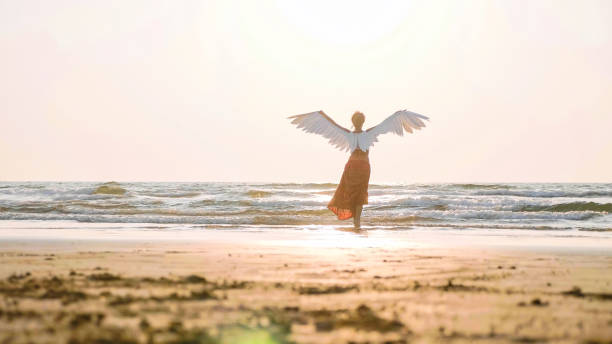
left=351, top=111, right=365, bottom=128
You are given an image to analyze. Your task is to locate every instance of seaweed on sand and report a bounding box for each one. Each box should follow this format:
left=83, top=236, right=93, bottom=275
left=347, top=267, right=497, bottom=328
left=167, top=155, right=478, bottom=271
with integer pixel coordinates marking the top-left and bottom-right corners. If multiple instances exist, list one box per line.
left=296, top=284, right=358, bottom=295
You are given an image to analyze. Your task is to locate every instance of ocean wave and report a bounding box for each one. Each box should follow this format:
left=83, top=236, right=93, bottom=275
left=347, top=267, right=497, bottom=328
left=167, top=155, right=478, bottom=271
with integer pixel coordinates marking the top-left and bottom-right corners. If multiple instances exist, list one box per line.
left=370, top=215, right=438, bottom=223
left=516, top=202, right=612, bottom=213
left=369, top=184, right=402, bottom=189
left=426, top=204, right=449, bottom=211
left=261, top=183, right=399, bottom=190
left=2, top=199, right=607, bottom=222
left=256, top=183, right=337, bottom=189
left=475, top=190, right=612, bottom=198
left=3, top=212, right=607, bottom=231
left=246, top=190, right=272, bottom=198
left=314, top=190, right=335, bottom=195
left=142, top=192, right=200, bottom=198
left=368, top=196, right=518, bottom=211
left=92, top=182, right=126, bottom=195
left=452, top=183, right=513, bottom=190
left=1, top=182, right=611, bottom=231
left=0, top=204, right=333, bottom=218
left=0, top=184, right=44, bottom=190
left=0, top=202, right=71, bottom=214
left=189, top=200, right=253, bottom=207
left=577, top=227, right=612, bottom=232
left=67, top=201, right=136, bottom=210
left=409, top=222, right=604, bottom=231
left=414, top=209, right=603, bottom=221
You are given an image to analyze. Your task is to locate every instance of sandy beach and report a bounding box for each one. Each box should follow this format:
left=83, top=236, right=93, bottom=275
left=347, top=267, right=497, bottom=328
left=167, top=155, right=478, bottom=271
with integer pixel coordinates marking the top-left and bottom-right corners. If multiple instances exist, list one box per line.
left=3, top=0, right=612, bottom=342
left=0, top=226, right=611, bottom=344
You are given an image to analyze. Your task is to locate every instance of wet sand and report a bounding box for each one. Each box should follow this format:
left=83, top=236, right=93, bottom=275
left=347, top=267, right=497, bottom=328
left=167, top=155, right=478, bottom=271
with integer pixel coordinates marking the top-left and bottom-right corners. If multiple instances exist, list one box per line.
left=0, top=227, right=611, bottom=343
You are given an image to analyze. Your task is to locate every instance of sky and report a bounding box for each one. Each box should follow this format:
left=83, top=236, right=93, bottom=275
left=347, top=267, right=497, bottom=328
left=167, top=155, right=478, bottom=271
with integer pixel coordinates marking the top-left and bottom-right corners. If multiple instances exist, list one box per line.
left=1, top=0, right=611, bottom=183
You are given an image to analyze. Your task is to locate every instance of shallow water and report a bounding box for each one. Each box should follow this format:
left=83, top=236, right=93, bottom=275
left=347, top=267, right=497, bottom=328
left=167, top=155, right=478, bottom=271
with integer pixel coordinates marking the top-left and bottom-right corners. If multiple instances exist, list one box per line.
left=1, top=182, right=611, bottom=233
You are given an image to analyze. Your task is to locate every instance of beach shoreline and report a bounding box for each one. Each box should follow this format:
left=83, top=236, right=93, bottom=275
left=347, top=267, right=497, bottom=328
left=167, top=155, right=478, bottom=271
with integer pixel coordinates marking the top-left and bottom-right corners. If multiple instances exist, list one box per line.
left=1, top=224, right=611, bottom=343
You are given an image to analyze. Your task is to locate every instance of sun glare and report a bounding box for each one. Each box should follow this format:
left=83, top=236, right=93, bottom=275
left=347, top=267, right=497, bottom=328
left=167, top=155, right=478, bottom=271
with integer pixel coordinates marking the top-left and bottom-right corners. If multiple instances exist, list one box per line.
left=274, top=0, right=413, bottom=46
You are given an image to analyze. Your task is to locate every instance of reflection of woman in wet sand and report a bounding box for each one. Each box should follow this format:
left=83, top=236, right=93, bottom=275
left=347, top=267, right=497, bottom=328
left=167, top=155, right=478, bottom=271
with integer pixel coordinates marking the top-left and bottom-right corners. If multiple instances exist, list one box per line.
left=289, top=110, right=429, bottom=229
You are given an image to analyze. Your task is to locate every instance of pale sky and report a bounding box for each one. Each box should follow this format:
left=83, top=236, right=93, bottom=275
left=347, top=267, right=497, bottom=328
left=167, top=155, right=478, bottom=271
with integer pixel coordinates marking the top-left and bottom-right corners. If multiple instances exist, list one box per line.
left=1, top=0, right=611, bottom=183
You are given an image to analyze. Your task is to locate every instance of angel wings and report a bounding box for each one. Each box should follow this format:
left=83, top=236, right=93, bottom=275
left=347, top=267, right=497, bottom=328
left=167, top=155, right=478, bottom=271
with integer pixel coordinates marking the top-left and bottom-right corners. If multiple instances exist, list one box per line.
left=288, top=110, right=429, bottom=152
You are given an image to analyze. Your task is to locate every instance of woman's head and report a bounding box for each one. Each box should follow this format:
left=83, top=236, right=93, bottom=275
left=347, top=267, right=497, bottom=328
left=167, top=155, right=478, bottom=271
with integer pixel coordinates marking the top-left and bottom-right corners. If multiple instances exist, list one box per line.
left=351, top=111, right=365, bottom=130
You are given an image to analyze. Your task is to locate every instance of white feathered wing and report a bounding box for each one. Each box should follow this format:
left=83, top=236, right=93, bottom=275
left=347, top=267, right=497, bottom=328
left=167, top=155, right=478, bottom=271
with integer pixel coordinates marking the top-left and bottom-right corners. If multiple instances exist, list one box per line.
left=360, top=110, right=429, bottom=150
left=288, top=109, right=429, bottom=152
left=288, top=111, right=353, bottom=152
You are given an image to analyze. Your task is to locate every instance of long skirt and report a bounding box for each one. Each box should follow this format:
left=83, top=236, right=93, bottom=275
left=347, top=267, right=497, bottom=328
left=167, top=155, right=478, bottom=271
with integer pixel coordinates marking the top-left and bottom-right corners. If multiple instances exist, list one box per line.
left=327, top=159, right=371, bottom=220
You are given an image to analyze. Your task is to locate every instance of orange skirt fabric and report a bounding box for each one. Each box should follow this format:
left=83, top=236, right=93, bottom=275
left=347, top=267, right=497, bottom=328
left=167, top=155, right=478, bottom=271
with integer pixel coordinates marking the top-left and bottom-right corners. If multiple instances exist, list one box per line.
left=327, top=159, right=371, bottom=220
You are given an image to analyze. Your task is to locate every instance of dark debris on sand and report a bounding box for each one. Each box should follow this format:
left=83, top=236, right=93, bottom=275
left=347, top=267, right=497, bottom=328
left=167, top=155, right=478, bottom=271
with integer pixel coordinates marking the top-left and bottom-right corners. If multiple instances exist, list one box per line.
left=296, top=284, right=358, bottom=295
left=437, top=279, right=493, bottom=293
left=88, top=272, right=122, bottom=281
left=305, top=304, right=405, bottom=334
left=0, top=269, right=416, bottom=344
left=562, top=286, right=612, bottom=301
left=517, top=298, right=549, bottom=307
left=2, top=266, right=609, bottom=344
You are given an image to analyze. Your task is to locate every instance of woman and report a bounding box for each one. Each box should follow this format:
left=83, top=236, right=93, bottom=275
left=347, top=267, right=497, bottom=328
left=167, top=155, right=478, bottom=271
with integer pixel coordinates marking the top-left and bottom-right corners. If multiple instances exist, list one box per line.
left=289, top=109, right=429, bottom=229
left=326, top=111, right=370, bottom=228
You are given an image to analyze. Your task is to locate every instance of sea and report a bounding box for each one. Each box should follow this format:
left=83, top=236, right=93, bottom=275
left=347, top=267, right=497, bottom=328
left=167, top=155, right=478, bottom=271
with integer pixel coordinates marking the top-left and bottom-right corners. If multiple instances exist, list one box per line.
left=0, top=182, right=610, bottom=234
